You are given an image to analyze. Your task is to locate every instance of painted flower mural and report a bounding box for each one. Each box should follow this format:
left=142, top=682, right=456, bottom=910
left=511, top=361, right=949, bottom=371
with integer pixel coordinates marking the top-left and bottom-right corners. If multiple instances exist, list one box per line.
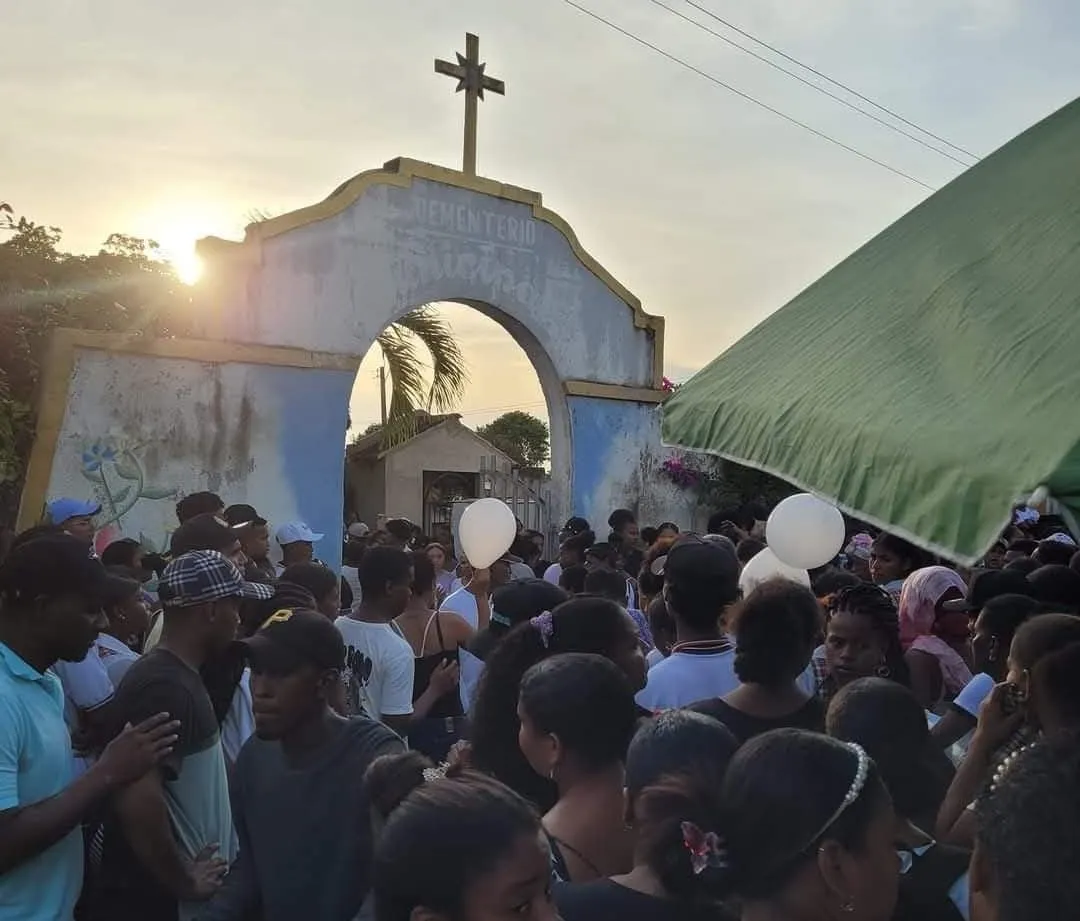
left=79, top=437, right=176, bottom=554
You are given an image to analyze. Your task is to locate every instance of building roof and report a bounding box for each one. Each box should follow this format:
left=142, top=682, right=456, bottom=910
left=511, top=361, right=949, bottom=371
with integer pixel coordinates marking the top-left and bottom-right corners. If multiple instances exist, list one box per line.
left=347, top=412, right=514, bottom=466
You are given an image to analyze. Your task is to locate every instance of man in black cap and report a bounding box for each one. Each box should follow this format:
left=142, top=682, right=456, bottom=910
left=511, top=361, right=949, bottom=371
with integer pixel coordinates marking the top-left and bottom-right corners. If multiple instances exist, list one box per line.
left=636, top=536, right=741, bottom=711
left=224, top=505, right=274, bottom=583
left=170, top=513, right=248, bottom=572
left=200, top=610, right=403, bottom=921
left=559, top=516, right=591, bottom=543
left=0, top=534, right=179, bottom=920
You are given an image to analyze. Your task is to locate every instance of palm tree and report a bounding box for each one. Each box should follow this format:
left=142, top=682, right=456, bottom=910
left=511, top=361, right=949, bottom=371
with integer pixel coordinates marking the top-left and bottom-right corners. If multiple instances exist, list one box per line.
left=246, top=211, right=467, bottom=446
left=374, top=304, right=468, bottom=445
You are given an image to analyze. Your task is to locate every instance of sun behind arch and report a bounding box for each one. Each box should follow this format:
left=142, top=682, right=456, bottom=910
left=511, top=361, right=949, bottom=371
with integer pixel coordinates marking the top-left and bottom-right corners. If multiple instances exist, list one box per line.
left=167, top=245, right=204, bottom=286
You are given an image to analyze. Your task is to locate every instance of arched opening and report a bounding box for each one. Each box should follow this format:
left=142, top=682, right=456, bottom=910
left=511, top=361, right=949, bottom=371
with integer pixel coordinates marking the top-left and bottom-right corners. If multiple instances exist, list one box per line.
left=343, top=300, right=565, bottom=551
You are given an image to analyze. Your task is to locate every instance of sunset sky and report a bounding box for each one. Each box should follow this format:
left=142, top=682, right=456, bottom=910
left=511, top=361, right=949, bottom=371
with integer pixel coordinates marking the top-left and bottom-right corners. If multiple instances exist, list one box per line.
left=5, top=0, right=1078, bottom=431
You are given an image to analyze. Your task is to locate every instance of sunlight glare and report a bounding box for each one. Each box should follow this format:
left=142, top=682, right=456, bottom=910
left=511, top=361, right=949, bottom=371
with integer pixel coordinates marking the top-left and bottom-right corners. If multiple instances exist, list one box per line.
left=136, top=205, right=223, bottom=287
left=169, top=246, right=204, bottom=286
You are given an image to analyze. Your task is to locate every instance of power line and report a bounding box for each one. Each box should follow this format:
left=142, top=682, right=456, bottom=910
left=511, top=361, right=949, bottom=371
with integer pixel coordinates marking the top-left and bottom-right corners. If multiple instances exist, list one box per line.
left=557, top=0, right=937, bottom=191
left=678, top=0, right=979, bottom=160
left=456, top=401, right=547, bottom=418
left=644, top=0, right=976, bottom=168
left=349, top=402, right=548, bottom=435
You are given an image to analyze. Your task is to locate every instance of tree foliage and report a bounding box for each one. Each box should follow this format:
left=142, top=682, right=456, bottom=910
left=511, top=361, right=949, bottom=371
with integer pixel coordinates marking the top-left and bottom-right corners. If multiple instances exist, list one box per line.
left=476, top=411, right=550, bottom=469
left=703, top=461, right=795, bottom=511
left=0, top=206, right=470, bottom=520
left=0, top=210, right=194, bottom=521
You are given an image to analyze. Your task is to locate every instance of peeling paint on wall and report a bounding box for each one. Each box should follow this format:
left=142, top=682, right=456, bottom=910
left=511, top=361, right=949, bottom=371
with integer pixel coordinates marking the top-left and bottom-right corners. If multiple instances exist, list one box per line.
left=39, top=172, right=681, bottom=564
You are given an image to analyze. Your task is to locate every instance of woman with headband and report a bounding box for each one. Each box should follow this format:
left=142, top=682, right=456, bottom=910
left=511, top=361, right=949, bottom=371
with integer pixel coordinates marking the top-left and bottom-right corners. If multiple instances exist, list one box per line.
left=718, top=728, right=900, bottom=921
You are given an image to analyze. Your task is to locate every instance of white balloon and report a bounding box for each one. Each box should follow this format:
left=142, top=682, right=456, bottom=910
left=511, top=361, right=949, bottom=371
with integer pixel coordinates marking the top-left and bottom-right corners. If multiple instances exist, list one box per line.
left=765, top=493, right=846, bottom=570
left=458, top=498, right=518, bottom=569
left=739, top=547, right=811, bottom=595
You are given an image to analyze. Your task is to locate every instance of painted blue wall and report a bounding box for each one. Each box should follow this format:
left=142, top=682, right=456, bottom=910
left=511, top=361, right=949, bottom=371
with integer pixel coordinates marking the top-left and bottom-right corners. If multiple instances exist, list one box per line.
left=568, top=396, right=665, bottom=528
left=258, top=364, right=355, bottom=572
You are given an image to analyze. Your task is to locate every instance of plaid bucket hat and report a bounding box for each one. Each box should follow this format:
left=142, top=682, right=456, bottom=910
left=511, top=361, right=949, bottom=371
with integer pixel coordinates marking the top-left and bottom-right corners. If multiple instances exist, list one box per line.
left=158, top=550, right=274, bottom=608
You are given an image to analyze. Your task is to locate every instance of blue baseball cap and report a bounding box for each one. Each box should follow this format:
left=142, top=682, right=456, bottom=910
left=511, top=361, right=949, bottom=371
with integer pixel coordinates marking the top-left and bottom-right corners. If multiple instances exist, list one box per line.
left=159, top=550, right=274, bottom=608
left=46, top=498, right=102, bottom=525
left=275, top=522, right=325, bottom=546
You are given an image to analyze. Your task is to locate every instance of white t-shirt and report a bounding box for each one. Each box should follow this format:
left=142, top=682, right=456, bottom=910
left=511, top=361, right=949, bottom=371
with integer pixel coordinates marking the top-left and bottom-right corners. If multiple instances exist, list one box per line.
left=342, top=566, right=362, bottom=605
left=509, top=561, right=536, bottom=581
left=440, top=588, right=481, bottom=630
left=334, top=617, right=415, bottom=720
left=94, top=633, right=140, bottom=688
left=636, top=648, right=738, bottom=712
left=543, top=563, right=562, bottom=585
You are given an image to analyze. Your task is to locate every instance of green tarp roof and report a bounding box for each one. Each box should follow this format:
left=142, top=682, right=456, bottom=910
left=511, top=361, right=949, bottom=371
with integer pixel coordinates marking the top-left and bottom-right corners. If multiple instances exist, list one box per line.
left=663, top=98, right=1080, bottom=563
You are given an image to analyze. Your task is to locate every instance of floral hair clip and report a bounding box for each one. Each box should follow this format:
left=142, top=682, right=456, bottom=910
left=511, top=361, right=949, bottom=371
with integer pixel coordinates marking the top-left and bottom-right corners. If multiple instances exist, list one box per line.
left=680, top=821, right=728, bottom=875
left=530, top=610, right=555, bottom=648
left=422, top=763, right=448, bottom=783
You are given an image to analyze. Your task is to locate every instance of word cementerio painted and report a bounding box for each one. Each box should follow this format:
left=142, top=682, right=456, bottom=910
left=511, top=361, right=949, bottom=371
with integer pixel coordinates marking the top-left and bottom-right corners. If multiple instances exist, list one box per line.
left=411, top=196, right=538, bottom=248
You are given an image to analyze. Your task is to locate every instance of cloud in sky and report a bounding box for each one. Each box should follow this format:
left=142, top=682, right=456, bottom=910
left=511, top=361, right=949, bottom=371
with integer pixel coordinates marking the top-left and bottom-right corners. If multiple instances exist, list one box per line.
left=3, top=0, right=1078, bottom=427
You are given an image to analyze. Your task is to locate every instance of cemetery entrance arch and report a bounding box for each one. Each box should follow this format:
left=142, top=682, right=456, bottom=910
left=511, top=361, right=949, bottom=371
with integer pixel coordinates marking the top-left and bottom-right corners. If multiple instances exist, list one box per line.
left=19, top=158, right=668, bottom=569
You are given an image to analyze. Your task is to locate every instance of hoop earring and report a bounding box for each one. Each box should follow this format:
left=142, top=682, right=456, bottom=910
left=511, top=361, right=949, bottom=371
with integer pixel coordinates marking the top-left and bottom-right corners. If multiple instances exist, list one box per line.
left=875, top=661, right=891, bottom=678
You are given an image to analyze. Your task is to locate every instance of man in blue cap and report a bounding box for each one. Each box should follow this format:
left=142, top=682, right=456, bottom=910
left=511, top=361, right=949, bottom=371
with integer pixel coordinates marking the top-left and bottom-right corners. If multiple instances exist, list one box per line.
left=46, top=497, right=101, bottom=547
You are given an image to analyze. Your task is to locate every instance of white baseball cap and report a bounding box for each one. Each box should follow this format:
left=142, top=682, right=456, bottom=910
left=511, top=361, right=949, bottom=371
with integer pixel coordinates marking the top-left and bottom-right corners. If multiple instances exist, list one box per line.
left=276, top=521, right=325, bottom=546
left=348, top=522, right=371, bottom=539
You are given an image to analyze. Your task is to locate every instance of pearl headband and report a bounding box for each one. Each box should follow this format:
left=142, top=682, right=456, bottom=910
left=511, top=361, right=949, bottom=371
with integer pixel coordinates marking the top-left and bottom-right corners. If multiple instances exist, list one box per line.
left=813, top=742, right=870, bottom=842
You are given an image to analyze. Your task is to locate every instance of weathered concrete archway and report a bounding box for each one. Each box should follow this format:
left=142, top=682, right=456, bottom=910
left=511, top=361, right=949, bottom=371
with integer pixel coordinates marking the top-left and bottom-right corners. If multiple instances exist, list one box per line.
left=20, top=158, right=668, bottom=568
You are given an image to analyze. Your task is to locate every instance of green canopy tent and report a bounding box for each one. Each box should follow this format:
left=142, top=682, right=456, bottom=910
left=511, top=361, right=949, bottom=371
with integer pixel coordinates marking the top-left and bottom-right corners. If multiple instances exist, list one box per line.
left=663, top=98, right=1080, bottom=564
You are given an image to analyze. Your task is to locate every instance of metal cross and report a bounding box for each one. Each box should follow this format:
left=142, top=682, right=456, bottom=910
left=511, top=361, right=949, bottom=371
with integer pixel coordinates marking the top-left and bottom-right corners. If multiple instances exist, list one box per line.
left=435, top=33, right=506, bottom=176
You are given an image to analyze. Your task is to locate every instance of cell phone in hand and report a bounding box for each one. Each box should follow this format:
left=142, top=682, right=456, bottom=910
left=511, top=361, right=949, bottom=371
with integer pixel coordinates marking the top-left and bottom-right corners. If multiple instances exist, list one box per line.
left=1000, top=682, right=1024, bottom=715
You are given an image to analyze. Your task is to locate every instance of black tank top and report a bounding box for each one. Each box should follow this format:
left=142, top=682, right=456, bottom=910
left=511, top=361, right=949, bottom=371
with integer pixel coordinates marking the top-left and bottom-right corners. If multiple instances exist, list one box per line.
left=411, top=612, right=463, bottom=719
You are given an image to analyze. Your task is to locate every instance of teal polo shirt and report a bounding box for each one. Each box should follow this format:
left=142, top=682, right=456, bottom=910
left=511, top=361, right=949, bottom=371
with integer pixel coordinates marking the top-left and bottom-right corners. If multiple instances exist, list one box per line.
left=0, top=642, right=84, bottom=920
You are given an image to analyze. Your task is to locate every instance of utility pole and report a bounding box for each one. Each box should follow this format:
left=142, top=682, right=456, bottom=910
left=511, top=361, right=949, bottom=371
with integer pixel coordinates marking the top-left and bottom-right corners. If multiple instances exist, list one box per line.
left=378, top=365, right=388, bottom=426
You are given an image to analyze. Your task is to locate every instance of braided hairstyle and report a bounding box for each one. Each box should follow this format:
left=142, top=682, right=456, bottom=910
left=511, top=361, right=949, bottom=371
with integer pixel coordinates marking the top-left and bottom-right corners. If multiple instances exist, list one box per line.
left=823, top=583, right=911, bottom=699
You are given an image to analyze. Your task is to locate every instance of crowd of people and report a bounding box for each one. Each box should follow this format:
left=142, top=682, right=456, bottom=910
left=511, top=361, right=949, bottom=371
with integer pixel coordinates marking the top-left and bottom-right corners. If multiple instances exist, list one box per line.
left=1, top=492, right=1078, bottom=921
